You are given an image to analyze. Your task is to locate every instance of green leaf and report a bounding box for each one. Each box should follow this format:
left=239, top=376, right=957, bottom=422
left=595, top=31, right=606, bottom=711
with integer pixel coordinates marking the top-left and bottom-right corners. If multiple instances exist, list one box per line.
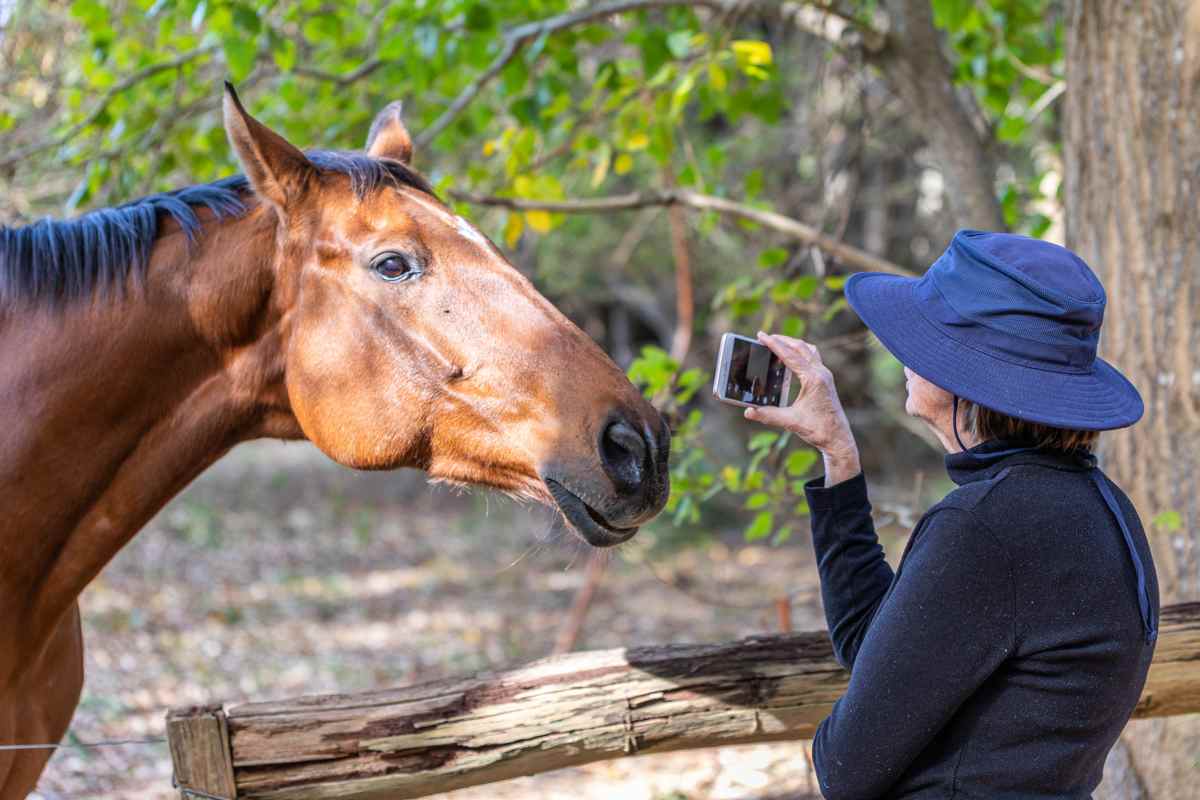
left=730, top=297, right=761, bottom=318
left=769, top=280, right=796, bottom=303
left=231, top=5, right=261, bottom=35
left=771, top=526, right=793, bottom=545
left=745, top=510, right=774, bottom=541
left=464, top=4, right=495, bottom=31
left=1027, top=213, right=1053, bottom=239
left=669, top=71, right=696, bottom=119
left=673, top=495, right=695, bottom=525
left=758, top=247, right=788, bottom=269
left=638, top=29, right=671, bottom=77
left=303, top=14, right=341, bottom=43
left=749, top=432, right=779, bottom=451
left=675, top=367, right=706, bottom=403
left=780, top=316, right=806, bottom=337
left=743, top=469, right=765, bottom=490
left=271, top=37, right=297, bottom=73
left=997, top=114, right=1027, bottom=143
left=667, top=30, right=692, bottom=59
left=70, top=0, right=111, bottom=29
left=223, top=37, right=257, bottom=82
left=931, top=0, right=973, bottom=29
left=785, top=449, right=818, bottom=477
left=590, top=142, right=611, bottom=187
left=707, top=62, right=727, bottom=92
left=277, top=78, right=306, bottom=112
left=1153, top=510, right=1183, bottom=532
left=744, top=167, right=764, bottom=199
left=745, top=492, right=770, bottom=510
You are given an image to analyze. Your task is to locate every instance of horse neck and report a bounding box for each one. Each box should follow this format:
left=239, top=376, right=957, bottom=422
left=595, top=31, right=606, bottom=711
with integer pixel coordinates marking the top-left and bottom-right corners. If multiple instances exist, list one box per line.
left=0, top=203, right=300, bottom=648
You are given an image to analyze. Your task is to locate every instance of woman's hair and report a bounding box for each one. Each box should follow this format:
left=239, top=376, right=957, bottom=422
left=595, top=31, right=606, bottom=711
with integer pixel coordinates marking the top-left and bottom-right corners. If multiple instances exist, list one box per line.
left=958, top=398, right=1100, bottom=453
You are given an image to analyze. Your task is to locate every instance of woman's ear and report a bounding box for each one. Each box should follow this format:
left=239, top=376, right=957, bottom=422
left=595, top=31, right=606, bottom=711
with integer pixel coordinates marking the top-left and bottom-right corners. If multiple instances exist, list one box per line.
left=365, top=100, right=414, bottom=164
left=222, top=82, right=312, bottom=212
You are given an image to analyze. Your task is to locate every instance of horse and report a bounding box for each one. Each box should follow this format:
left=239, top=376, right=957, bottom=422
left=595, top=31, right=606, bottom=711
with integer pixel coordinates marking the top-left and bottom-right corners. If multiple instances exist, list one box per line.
left=0, top=84, right=671, bottom=797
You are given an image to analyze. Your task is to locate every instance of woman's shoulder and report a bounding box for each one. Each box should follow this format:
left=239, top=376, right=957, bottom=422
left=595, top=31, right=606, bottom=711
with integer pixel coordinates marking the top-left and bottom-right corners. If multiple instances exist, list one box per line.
left=906, top=502, right=1011, bottom=569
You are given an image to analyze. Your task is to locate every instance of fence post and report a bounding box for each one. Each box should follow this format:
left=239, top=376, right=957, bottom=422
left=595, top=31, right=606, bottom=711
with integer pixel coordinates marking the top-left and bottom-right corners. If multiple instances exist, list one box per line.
left=166, top=704, right=237, bottom=799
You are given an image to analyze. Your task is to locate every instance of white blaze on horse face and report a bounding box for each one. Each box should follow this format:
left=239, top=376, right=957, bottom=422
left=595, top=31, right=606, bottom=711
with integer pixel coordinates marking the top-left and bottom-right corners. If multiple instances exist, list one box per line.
left=399, top=189, right=492, bottom=255
left=454, top=215, right=488, bottom=247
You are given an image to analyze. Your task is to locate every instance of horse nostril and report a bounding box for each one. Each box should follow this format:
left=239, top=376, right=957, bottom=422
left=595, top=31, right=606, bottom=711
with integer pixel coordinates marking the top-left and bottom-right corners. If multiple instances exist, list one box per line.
left=600, top=419, right=648, bottom=494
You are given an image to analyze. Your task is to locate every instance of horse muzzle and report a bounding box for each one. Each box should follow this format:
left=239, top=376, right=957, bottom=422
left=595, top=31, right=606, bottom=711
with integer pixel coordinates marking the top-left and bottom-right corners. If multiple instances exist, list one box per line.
left=542, top=410, right=671, bottom=547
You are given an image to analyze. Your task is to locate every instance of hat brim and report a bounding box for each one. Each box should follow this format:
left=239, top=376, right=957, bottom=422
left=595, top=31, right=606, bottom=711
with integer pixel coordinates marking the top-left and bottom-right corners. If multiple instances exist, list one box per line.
left=844, top=272, right=1144, bottom=430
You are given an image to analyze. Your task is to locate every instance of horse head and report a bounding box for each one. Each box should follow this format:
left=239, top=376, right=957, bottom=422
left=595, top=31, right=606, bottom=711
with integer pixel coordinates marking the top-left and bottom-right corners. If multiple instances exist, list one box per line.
left=223, top=85, right=670, bottom=546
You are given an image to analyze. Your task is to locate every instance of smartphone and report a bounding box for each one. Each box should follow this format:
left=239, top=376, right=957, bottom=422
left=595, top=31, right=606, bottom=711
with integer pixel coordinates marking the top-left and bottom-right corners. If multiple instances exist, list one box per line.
left=713, top=333, right=792, bottom=408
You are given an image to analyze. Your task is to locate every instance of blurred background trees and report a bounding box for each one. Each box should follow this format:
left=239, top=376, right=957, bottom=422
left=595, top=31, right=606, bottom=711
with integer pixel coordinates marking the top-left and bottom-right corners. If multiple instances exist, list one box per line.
left=1, top=1, right=1195, bottom=796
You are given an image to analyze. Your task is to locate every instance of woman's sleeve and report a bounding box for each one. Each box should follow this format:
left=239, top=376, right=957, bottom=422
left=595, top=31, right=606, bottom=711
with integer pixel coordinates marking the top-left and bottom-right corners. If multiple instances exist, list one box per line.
left=803, top=470, right=895, bottom=668
left=809, top=506, right=1017, bottom=800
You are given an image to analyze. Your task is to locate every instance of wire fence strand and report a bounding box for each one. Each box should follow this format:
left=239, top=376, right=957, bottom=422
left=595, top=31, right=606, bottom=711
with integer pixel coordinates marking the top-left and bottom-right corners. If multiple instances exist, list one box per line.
left=0, top=737, right=167, bottom=752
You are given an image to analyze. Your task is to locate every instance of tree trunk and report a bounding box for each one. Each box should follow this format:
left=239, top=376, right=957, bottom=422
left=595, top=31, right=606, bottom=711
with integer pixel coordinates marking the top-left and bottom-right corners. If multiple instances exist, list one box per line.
left=1063, top=2, right=1200, bottom=796
left=168, top=604, right=1200, bottom=800
left=870, top=0, right=1006, bottom=231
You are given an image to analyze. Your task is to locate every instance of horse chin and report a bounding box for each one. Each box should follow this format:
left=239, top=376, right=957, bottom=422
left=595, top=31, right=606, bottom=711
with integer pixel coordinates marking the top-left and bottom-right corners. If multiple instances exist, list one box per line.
left=543, top=478, right=639, bottom=547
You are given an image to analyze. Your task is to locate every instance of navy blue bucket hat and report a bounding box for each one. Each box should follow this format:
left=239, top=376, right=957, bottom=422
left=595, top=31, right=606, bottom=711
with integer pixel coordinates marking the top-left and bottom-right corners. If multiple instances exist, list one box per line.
left=844, top=229, right=1143, bottom=431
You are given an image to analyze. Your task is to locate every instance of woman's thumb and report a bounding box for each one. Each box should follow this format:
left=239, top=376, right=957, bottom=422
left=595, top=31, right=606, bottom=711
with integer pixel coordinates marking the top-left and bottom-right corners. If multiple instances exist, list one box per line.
left=744, top=404, right=789, bottom=428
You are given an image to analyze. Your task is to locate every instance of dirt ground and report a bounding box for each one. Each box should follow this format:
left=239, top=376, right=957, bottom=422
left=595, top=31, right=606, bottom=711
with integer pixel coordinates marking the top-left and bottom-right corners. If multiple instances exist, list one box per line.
left=31, top=440, right=924, bottom=800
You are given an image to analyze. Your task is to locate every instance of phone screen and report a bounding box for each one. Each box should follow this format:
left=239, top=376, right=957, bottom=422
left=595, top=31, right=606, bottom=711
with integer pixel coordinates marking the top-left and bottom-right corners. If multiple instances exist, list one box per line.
left=725, top=338, right=788, bottom=406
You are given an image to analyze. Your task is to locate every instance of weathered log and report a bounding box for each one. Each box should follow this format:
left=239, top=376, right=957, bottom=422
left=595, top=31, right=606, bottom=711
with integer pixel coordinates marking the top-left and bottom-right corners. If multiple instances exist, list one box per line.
left=168, top=602, right=1200, bottom=800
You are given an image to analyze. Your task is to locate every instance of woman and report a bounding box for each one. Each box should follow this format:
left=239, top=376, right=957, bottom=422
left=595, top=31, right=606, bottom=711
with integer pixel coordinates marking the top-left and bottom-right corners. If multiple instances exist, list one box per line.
left=746, top=230, right=1158, bottom=799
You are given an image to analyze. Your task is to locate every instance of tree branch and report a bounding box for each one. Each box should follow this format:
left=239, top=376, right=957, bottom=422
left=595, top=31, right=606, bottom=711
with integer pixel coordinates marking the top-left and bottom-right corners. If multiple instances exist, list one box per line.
left=0, top=45, right=217, bottom=170
left=294, top=59, right=385, bottom=86
left=451, top=188, right=916, bottom=277
left=664, top=170, right=695, bottom=361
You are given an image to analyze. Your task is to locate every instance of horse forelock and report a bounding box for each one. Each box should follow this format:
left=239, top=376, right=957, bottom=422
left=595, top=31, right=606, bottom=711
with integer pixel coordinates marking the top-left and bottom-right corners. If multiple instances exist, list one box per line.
left=0, top=150, right=437, bottom=308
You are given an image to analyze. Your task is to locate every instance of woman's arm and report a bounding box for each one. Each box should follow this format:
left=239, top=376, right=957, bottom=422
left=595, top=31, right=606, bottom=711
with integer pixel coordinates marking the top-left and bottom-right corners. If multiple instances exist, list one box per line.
left=811, top=506, right=1016, bottom=800
left=745, top=333, right=885, bottom=665
left=803, top=469, right=893, bottom=669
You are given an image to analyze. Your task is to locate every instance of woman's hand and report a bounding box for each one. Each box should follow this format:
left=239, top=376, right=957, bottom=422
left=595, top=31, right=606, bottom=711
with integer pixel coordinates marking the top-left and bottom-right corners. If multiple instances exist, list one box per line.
left=744, top=331, right=862, bottom=486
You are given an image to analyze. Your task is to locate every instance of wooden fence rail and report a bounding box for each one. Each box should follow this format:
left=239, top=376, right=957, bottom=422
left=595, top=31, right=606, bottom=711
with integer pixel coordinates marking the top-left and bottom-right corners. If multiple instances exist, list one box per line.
left=167, top=602, right=1200, bottom=800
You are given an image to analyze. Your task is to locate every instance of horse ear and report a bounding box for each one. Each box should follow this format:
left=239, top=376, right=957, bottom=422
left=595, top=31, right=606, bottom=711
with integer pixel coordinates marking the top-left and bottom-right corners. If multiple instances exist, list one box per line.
left=365, top=101, right=414, bottom=164
left=222, top=82, right=311, bottom=210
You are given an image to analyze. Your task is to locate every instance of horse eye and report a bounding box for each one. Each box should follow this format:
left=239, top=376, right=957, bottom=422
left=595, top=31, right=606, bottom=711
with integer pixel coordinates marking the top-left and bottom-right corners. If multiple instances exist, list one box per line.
left=371, top=253, right=418, bottom=282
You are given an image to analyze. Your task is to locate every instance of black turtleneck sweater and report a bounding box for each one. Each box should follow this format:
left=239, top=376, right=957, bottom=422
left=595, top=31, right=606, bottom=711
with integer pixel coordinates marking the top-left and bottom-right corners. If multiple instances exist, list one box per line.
left=801, top=439, right=1159, bottom=800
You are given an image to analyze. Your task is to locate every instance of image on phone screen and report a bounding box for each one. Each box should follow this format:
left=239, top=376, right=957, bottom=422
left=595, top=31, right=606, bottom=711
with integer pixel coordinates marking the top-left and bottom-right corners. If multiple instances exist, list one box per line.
left=726, top=338, right=788, bottom=406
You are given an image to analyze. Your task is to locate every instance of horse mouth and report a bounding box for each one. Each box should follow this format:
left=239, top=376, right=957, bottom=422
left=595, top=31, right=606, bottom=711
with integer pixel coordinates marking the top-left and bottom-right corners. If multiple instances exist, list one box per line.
left=544, top=479, right=639, bottom=547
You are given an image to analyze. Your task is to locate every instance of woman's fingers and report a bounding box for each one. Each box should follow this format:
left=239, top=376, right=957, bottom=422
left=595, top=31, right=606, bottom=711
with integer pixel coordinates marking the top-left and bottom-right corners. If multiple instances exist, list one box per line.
left=757, top=331, right=825, bottom=377
left=756, top=331, right=808, bottom=372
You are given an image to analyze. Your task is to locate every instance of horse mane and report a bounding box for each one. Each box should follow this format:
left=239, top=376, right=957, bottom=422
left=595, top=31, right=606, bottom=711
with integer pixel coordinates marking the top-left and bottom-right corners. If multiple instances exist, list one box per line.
left=0, top=150, right=436, bottom=306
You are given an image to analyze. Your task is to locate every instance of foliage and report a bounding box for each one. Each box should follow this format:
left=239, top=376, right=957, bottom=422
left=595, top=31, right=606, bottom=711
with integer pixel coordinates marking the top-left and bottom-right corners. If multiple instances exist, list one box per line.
left=0, top=1, right=1065, bottom=547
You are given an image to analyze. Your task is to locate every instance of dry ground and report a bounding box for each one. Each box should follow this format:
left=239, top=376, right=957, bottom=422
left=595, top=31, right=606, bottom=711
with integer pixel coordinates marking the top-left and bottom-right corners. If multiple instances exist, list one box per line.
left=33, top=440, right=925, bottom=800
